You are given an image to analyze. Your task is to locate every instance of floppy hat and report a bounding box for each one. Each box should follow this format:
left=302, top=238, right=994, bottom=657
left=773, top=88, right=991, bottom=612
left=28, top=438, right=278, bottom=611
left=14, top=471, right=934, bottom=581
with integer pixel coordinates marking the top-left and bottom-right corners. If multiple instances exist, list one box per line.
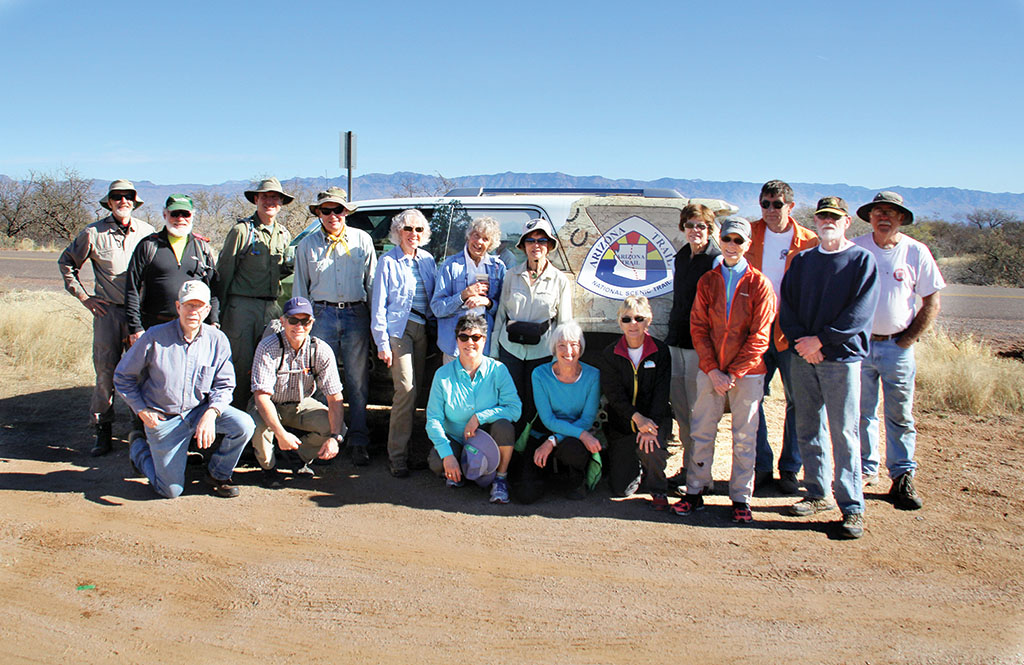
left=309, top=187, right=357, bottom=215
left=244, top=177, right=295, bottom=205
left=856, top=191, right=914, bottom=225
left=282, top=296, right=313, bottom=317
left=164, top=194, right=194, bottom=212
left=719, top=216, right=751, bottom=242
left=516, top=217, right=558, bottom=250
left=178, top=280, right=211, bottom=305
left=99, top=179, right=144, bottom=210
left=815, top=196, right=849, bottom=217
left=460, top=429, right=501, bottom=487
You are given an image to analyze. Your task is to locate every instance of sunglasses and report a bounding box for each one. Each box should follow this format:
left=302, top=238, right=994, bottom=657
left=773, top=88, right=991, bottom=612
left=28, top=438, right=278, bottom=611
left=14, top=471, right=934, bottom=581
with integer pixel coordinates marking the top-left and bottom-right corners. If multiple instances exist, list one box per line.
left=721, top=235, right=746, bottom=245
left=522, top=237, right=550, bottom=245
left=286, top=316, right=313, bottom=326
left=760, top=200, right=787, bottom=209
left=457, top=333, right=485, bottom=342
left=319, top=206, right=345, bottom=216
left=620, top=316, right=647, bottom=324
left=109, top=193, right=135, bottom=202
left=169, top=210, right=192, bottom=218
left=402, top=226, right=425, bottom=233
left=683, top=222, right=709, bottom=231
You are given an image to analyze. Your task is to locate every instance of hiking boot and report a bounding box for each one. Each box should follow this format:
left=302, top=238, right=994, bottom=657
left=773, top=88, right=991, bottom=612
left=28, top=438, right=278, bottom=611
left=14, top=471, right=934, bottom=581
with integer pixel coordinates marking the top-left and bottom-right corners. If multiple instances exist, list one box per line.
left=261, top=467, right=284, bottom=489
left=671, top=493, right=704, bottom=516
left=650, top=493, right=669, bottom=511
left=788, top=497, right=837, bottom=517
left=839, top=512, right=865, bottom=539
left=204, top=474, right=240, bottom=498
left=90, top=423, right=112, bottom=457
left=890, top=472, right=923, bottom=510
left=350, top=445, right=370, bottom=467
left=777, top=470, right=800, bottom=495
left=863, top=472, right=880, bottom=488
left=489, top=477, right=509, bottom=504
left=731, top=502, right=753, bottom=524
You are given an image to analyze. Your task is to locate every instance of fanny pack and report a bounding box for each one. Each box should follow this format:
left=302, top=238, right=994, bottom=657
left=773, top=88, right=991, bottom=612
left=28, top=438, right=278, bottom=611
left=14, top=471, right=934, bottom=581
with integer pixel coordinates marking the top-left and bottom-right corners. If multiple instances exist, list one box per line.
left=505, top=319, right=551, bottom=346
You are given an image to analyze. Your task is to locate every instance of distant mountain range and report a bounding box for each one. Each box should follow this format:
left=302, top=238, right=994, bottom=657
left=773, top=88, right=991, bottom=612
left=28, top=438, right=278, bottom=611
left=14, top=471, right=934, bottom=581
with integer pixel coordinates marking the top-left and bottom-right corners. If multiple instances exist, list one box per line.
left=23, top=171, right=1024, bottom=221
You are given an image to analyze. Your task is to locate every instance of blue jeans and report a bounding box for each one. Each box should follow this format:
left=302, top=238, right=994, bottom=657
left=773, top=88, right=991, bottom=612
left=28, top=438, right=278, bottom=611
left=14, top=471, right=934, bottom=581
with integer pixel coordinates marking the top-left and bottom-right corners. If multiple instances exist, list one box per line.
left=860, top=339, right=918, bottom=479
left=311, top=301, right=370, bottom=448
left=754, top=336, right=803, bottom=474
left=130, top=404, right=255, bottom=499
left=790, top=356, right=864, bottom=515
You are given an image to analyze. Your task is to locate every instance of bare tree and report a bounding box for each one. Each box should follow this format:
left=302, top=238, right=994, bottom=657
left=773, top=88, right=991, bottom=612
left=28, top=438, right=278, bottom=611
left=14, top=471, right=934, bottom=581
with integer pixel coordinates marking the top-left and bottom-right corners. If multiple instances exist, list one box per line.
left=0, top=177, right=36, bottom=238
left=964, top=208, right=1019, bottom=230
left=0, top=167, right=93, bottom=242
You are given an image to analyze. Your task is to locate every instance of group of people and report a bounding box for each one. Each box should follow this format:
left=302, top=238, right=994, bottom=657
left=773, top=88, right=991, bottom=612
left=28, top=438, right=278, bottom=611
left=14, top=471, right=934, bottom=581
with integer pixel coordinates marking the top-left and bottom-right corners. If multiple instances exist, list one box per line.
left=59, top=177, right=943, bottom=539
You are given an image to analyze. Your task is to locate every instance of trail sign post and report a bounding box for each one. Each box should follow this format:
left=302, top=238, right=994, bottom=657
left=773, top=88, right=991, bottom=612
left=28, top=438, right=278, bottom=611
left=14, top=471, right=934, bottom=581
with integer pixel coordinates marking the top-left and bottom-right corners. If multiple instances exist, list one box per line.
left=340, top=131, right=356, bottom=199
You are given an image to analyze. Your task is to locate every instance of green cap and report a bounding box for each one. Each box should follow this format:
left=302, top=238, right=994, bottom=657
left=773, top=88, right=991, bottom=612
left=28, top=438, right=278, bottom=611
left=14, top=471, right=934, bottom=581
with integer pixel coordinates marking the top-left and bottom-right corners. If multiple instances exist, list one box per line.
left=164, top=194, right=194, bottom=212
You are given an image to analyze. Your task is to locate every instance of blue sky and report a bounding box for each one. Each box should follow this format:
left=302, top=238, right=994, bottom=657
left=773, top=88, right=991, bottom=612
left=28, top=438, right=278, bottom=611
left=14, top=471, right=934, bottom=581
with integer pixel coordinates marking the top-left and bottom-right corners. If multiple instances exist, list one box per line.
left=1, top=0, right=1022, bottom=193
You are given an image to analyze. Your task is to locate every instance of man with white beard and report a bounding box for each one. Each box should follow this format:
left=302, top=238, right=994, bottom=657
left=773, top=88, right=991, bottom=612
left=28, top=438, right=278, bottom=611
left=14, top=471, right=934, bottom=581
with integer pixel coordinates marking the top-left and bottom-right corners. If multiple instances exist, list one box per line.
left=125, top=194, right=219, bottom=343
left=779, top=196, right=879, bottom=540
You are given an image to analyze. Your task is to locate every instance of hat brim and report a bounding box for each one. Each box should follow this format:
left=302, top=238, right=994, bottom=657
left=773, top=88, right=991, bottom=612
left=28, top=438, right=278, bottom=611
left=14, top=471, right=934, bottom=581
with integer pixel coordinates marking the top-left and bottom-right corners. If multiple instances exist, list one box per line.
left=461, top=430, right=501, bottom=487
left=856, top=201, right=914, bottom=225
left=310, top=199, right=358, bottom=215
left=516, top=232, right=558, bottom=250
left=100, top=192, right=144, bottom=211
left=245, top=189, right=295, bottom=205
left=814, top=207, right=849, bottom=217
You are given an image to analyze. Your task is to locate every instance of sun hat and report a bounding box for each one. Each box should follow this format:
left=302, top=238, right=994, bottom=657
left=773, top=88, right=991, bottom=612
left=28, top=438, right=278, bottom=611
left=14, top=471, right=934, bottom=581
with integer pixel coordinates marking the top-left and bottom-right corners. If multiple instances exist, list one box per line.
left=282, top=296, right=314, bottom=317
left=516, top=217, right=558, bottom=250
left=244, top=177, right=295, bottom=205
left=164, top=194, right=194, bottom=212
left=177, top=280, right=210, bottom=306
left=815, top=196, right=849, bottom=217
left=99, top=179, right=144, bottom=210
left=309, top=187, right=357, bottom=215
left=460, top=429, right=501, bottom=487
left=719, top=216, right=751, bottom=242
left=856, top=191, right=914, bottom=225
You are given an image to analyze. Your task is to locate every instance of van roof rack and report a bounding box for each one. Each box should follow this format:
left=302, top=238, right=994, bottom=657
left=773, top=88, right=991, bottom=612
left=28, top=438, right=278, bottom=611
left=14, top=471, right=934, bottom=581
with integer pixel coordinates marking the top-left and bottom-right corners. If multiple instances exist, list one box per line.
left=443, top=187, right=684, bottom=199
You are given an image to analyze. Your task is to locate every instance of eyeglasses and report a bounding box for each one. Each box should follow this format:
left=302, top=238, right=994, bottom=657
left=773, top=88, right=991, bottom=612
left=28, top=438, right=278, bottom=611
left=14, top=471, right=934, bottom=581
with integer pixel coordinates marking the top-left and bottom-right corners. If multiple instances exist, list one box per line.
left=620, top=315, right=647, bottom=324
left=522, top=237, right=550, bottom=245
left=683, top=222, right=708, bottom=231
left=760, top=200, right=787, bottom=209
left=721, top=235, right=746, bottom=245
left=169, top=210, right=192, bottom=218
left=109, top=193, right=134, bottom=202
left=457, top=333, right=485, bottom=342
left=402, top=226, right=425, bottom=233
left=286, top=316, right=313, bottom=326
left=319, top=206, right=345, bottom=216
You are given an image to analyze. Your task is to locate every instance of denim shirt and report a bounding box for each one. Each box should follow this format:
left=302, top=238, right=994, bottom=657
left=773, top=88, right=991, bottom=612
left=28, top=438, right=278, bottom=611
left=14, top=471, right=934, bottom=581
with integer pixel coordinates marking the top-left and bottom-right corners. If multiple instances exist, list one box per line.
left=370, top=245, right=437, bottom=354
left=430, top=250, right=506, bottom=356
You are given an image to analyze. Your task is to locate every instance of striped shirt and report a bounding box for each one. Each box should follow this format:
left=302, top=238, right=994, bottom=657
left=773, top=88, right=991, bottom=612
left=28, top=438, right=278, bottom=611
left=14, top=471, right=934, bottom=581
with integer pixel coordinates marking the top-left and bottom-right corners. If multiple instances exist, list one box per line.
left=250, top=332, right=343, bottom=403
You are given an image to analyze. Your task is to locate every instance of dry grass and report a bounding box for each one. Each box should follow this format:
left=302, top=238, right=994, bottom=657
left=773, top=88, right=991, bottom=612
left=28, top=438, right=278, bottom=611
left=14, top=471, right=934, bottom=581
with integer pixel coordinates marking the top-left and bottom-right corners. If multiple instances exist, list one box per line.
left=915, top=326, right=1024, bottom=414
left=0, top=289, right=93, bottom=379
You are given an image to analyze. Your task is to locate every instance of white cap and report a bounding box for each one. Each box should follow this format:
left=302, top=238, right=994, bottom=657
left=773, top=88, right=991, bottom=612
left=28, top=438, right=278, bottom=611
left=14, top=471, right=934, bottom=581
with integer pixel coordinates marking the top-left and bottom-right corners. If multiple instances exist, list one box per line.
left=177, top=280, right=211, bottom=305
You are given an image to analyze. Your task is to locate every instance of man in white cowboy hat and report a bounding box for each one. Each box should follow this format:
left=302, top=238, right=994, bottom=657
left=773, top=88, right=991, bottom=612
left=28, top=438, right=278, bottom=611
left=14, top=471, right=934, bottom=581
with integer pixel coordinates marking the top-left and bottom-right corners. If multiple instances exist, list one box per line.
left=853, top=191, right=944, bottom=510
left=293, top=187, right=377, bottom=466
left=216, top=177, right=295, bottom=410
left=58, top=179, right=155, bottom=456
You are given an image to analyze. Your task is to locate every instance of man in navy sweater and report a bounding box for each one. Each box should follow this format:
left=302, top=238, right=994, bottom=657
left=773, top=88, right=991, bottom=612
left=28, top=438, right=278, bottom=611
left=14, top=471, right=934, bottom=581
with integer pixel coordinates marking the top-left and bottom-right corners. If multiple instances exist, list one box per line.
left=779, top=197, right=879, bottom=539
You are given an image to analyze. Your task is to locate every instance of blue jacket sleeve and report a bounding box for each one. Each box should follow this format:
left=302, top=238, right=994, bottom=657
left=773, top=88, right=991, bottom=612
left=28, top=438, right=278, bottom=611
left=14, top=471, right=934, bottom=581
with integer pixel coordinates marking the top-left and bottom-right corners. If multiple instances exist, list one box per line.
left=369, top=255, right=391, bottom=353
left=430, top=257, right=466, bottom=319
left=425, top=370, right=454, bottom=460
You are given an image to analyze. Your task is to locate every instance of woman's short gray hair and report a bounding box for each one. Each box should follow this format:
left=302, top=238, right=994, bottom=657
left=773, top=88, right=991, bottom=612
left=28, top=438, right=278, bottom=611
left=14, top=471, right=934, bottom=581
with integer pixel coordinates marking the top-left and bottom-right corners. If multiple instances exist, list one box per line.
left=465, top=216, right=502, bottom=253
left=548, top=320, right=585, bottom=356
left=618, top=294, right=653, bottom=320
left=389, top=209, right=432, bottom=246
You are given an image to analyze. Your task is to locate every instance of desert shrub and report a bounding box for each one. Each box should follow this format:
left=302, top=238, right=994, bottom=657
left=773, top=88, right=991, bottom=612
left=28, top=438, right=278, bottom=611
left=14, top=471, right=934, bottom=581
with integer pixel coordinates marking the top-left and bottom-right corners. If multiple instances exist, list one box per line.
left=915, top=327, right=1024, bottom=414
left=0, top=289, right=92, bottom=379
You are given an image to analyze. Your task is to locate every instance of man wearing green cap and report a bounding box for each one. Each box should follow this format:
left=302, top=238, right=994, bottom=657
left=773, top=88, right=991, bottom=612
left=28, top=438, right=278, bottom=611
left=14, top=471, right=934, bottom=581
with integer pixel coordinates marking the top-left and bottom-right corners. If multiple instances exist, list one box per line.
left=58, top=180, right=155, bottom=456
left=216, top=177, right=295, bottom=410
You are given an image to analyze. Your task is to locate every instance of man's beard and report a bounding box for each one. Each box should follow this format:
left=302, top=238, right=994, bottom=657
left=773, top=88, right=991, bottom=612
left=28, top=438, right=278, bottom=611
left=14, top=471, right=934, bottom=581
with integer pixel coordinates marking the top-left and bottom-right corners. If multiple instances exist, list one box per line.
left=818, top=226, right=844, bottom=244
left=166, top=222, right=193, bottom=238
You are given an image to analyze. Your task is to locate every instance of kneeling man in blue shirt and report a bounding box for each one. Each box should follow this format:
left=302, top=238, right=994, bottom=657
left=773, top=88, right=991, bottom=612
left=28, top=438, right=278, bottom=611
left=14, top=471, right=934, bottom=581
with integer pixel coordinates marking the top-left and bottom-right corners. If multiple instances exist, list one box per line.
left=114, top=280, right=255, bottom=498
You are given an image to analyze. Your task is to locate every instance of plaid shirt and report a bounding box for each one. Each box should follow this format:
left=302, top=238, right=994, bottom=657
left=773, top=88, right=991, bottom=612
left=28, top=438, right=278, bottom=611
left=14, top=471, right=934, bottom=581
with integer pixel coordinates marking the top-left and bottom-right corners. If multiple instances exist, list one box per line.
left=251, top=332, right=343, bottom=403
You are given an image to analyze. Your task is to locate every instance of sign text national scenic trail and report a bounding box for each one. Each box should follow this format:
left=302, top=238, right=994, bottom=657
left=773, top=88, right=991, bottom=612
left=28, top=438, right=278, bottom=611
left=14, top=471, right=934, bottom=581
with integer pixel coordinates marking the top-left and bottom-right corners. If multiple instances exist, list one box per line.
left=575, top=216, right=676, bottom=300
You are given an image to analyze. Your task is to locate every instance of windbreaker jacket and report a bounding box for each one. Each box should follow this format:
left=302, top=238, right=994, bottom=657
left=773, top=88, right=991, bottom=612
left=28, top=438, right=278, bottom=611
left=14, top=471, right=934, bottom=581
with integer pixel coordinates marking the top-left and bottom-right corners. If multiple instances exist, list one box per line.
left=690, top=262, right=776, bottom=378
left=599, top=334, right=672, bottom=440
left=746, top=218, right=818, bottom=351
left=370, top=245, right=437, bottom=354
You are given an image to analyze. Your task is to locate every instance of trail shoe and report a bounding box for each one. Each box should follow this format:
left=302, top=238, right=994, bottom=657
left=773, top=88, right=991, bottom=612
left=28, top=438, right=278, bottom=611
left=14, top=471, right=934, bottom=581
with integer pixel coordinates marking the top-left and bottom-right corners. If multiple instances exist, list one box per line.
left=671, top=493, right=705, bottom=516
left=890, top=472, right=923, bottom=510
left=863, top=472, right=880, bottom=488
left=350, top=445, right=370, bottom=467
left=204, top=474, right=240, bottom=498
left=489, top=477, right=510, bottom=504
left=839, top=512, right=865, bottom=539
left=777, top=470, right=800, bottom=495
left=650, top=493, right=669, bottom=511
left=788, top=497, right=837, bottom=517
left=731, top=502, right=753, bottom=524
left=446, top=477, right=465, bottom=489
left=91, top=423, right=113, bottom=457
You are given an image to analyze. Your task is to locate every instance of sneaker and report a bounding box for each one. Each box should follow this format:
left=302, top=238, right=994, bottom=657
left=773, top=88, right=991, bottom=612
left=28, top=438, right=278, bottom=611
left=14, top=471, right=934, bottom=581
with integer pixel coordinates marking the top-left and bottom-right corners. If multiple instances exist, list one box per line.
left=204, top=474, right=240, bottom=498
left=446, top=477, right=465, bottom=489
left=731, top=502, right=753, bottom=523
left=351, top=445, right=370, bottom=467
left=671, top=493, right=705, bottom=516
left=295, top=463, right=315, bottom=477
left=777, top=470, right=800, bottom=495
left=261, top=467, right=283, bottom=489
left=863, top=472, right=880, bottom=488
left=788, top=497, right=837, bottom=517
left=90, top=423, right=112, bottom=457
left=489, top=477, right=509, bottom=504
left=839, top=512, right=865, bottom=539
left=650, top=493, right=669, bottom=511
left=890, top=472, right=923, bottom=510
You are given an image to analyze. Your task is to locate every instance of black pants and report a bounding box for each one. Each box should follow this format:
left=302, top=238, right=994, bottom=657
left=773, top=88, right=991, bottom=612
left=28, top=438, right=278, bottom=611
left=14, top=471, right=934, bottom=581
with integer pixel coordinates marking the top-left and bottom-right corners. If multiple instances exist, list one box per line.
left=510, top=433, right=591, bottom=504
left=497, top=345, right=551, bottom=437
left=605, top=429, right=670, bottom=497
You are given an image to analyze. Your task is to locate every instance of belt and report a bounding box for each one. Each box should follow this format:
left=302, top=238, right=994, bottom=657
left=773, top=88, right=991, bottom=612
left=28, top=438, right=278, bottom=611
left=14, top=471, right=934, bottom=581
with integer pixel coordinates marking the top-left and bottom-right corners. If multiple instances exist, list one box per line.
left=315, top=300, right=364, bottom=309
left=871, top=331, right=904, bottom=341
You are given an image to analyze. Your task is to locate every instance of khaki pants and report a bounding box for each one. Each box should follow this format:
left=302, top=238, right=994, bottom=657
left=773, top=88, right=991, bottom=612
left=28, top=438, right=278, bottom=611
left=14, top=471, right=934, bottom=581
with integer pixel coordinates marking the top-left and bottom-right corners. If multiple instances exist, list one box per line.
left=669, top=346, right=700, bottom=469
left=91, top=305, right=129, bottom=424
left=223, top=296, right=282, bottom=410
left=387, top=320, right=427, bottom=468
left=249, top=398, right=334, bottom=471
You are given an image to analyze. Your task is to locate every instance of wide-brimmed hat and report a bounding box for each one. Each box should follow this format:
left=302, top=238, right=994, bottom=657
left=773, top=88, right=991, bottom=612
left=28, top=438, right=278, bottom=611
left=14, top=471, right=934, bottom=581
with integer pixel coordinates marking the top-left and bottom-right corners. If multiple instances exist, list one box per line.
left=309, top=187, right=357, bottom=215
left=244, top=177, right=295, bottom=205
left=516, top=218, right=558, bottom=250
left=460, top=429, right=501, bottom=488
left=99, top=179, right=144, bottom=211
left=815, top=196, right=849, bottom=217
left=857, top=191, right=914, bottom=225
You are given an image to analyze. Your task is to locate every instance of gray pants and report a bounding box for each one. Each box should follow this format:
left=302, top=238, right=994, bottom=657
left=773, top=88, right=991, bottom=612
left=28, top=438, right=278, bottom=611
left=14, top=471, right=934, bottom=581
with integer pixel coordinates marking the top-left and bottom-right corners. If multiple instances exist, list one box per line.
left=222, top=296, right=282, bottom=410
left=669, top=346, right=700, bottom=469
left=91, top=306, right=129, bottom=425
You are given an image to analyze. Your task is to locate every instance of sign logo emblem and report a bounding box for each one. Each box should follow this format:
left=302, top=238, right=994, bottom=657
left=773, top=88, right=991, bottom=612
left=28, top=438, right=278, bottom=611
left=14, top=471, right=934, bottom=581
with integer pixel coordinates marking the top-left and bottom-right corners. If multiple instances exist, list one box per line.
left=576, top=217, right=676, bottom=300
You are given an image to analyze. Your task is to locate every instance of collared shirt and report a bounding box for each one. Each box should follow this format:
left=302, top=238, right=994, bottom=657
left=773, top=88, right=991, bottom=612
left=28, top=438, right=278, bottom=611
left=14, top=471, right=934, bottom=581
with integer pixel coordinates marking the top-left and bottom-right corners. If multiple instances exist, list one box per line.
left=251, top=332, right=343, bottom=403
left=493, top=260, right=573, bottom=361
left=216, top=214, right=293, bottom=301
left=58, top=215, right=155, bottom=303
left=370, top=245, right=437, bottom=353
left=292, top=225, right=376, bottom=304
left=113, top=320, right=235, bottom=417
left=430, top=249, right=506, bottom=357
left=425, top=356, right=522, bottom=460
